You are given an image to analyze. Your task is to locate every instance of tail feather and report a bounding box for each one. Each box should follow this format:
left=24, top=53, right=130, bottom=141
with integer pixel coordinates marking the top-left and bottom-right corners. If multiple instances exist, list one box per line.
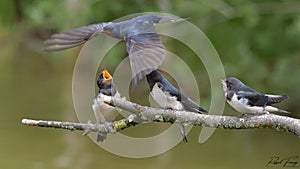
left=182, top=135, right=188, bottom=143
left=178, top=124, right=188, bottom=143
left=97, top=133, right=107, bottom=142
left=265, top=106, right=290, bottom=114
left=266, top=94, right=288, bottom=104
left=181, top=95, right=207, bottom=114
left=277, top=108, right=290, bottom=114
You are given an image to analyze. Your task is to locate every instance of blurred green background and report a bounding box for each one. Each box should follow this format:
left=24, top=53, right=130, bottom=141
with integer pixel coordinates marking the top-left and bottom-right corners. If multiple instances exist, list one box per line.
left=1, top=0, right=300, bottom=169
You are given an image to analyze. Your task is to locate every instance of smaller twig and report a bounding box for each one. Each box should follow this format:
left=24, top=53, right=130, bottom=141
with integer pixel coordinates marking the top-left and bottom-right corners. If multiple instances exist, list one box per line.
left=21, top=114, right=140, bottom=134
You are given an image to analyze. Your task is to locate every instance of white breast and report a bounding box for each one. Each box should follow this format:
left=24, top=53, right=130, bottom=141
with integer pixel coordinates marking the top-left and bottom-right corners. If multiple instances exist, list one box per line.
left=151, top=83, right=184, bottom=110
left=92, top=93, right=120, bottom=124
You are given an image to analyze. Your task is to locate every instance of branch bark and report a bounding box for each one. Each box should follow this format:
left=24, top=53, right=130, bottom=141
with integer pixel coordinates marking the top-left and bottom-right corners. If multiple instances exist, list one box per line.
left=22, top=96, right=300, bottom=137
left=22, top=114, right=140, bottom=134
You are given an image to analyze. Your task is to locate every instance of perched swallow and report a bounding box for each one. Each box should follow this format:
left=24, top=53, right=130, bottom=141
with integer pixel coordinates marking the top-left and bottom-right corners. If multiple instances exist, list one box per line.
left=146, top=70, right=207, bottom=143
left=222, top=77, right=289, bottom=115
left=92, top=69, right=122, bottom=142
left=44, top=14, right=184, bottom=88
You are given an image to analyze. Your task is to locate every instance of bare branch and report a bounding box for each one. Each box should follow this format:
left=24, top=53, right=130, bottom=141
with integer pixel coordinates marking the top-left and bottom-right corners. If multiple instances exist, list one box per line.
left=22, top=96, right=300, bottom=137
left=22, top=114, right=140, bottom=134
left=104, top=95, right=300, bottom=137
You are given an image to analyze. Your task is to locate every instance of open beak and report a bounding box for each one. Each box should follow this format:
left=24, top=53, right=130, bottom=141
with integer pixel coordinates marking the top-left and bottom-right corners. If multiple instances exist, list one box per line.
left=103, top=69, right=113, bottom=82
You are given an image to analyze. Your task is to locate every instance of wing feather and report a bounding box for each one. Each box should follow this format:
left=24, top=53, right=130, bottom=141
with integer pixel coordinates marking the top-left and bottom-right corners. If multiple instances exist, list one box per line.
left=44, top=23, right=108, bottom=51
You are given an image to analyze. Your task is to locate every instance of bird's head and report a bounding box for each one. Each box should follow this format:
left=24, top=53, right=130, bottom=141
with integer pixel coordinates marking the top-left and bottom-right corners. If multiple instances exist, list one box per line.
left=146, top=70, right=162, bottom=82
left=97, top=69, right=113, bottom=89
left=146, top=70, right=164, bottom=89
left=103, top=23, right=121, bottom=38
left=222, top=77, right=244, bottom=91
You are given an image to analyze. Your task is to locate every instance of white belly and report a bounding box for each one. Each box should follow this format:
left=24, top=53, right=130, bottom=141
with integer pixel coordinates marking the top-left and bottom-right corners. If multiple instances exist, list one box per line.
left=228, top=94, right=265, bottom=114
left=92, top=92, right=120, bottom=124
left=151, top=84, right=183, bottom=110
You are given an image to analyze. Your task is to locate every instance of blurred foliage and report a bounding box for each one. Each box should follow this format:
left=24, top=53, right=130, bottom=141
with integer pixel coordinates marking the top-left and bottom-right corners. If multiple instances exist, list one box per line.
left=1, top=0, right=300, bottom=169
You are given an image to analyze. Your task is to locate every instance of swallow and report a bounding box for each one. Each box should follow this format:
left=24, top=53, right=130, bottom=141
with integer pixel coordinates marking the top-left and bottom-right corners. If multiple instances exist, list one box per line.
left=44, top=14, right=184, bottom=88
left=146, top=70, right=207, bottom=143
left=92, top=69, right=122, bottom=142
left=222, top=77, right=289, bottom=115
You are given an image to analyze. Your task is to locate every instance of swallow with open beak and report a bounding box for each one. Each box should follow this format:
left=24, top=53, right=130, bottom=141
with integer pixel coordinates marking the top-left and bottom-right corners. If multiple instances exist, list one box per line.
left=92, top=69, right=122, bottom=142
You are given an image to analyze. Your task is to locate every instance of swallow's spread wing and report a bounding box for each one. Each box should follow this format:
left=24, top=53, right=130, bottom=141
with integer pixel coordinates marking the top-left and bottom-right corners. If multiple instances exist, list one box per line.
left=126, top=33, right=165, bottom=88
left=236, top=91, right=268, bottom=107
left=44, top=23, right=108, bottom=51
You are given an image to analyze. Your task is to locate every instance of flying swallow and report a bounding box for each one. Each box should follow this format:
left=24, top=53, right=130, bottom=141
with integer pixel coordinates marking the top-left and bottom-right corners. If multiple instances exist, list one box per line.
left=222, top=77, right=289, bottom=115
left=146, top=70, right=207, bottom=143
left=44, top=14, right=184, bottom=88
left=92, top=69, right=122, bottom=142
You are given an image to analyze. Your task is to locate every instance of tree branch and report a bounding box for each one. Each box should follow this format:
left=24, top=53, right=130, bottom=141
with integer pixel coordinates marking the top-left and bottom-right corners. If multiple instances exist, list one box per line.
left=22, top=96, right=300, bottom=137
left=104, top=95, right=300, bottom=136
left=22, top=114, right=140, bottom=134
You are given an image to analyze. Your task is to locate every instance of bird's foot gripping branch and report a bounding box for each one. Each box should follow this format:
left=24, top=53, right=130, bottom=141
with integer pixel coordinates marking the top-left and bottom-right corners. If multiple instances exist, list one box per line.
left=22, top=95, right=300, bottom=140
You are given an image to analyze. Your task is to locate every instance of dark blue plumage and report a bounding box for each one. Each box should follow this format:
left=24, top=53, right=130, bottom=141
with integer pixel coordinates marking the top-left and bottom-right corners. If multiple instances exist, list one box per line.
left=44, top=14, right=184, bottom=88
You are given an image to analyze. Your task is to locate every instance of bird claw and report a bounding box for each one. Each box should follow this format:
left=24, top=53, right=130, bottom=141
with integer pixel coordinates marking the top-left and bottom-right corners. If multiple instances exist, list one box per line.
left=238, top=113, right=247, bottom=118
left=262, top=107, right=270, bottom=114
left=263, top=110, right=270, bottom=114
left=238, top=113, right=256, bottom=121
